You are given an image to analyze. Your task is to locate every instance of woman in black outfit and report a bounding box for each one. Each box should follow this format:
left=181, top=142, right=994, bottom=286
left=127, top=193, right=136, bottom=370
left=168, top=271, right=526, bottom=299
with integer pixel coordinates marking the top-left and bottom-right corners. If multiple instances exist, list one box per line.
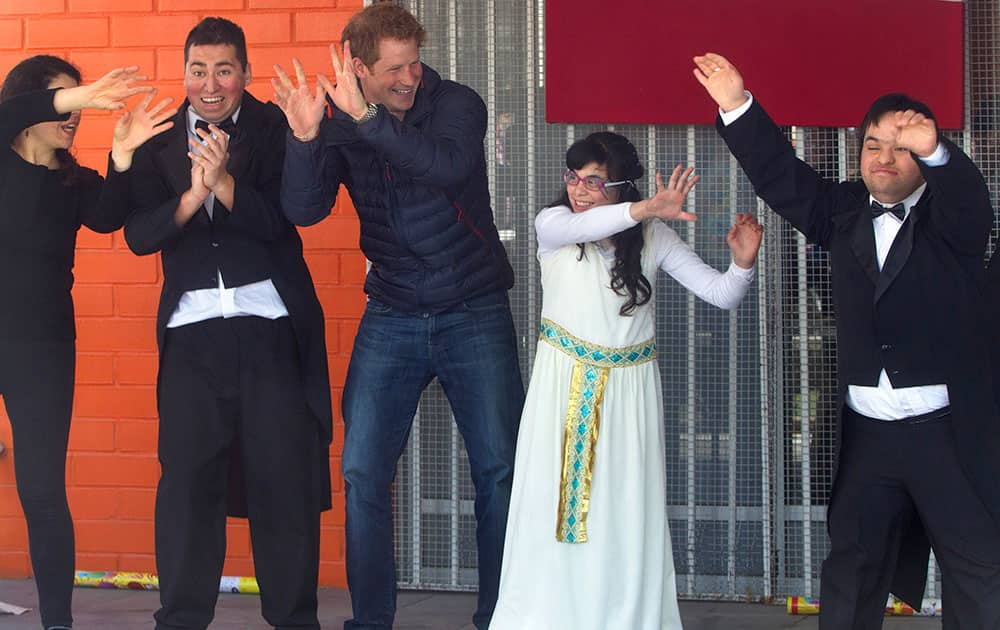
left=0, top=55, right=175, bottom=630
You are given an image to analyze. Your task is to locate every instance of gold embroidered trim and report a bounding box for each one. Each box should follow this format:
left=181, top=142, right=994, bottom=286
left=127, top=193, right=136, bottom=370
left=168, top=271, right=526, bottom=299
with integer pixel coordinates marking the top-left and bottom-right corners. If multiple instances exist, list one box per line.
left=539, top=319, right=656, bottom=368
left=541, top=319, right=656, bottom=544
left=555, top=361, right=608, bottom=543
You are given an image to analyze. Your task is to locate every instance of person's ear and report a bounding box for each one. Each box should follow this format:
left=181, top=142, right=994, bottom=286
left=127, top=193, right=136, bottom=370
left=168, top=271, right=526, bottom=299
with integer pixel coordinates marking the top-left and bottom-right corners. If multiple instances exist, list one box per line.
left=353, top=56, right=368, bottom=78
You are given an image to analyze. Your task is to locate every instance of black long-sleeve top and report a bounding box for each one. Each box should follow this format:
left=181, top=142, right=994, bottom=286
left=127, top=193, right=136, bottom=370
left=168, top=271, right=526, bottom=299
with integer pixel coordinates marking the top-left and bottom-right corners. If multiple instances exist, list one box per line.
left=0, top=89, right=127, bottom=342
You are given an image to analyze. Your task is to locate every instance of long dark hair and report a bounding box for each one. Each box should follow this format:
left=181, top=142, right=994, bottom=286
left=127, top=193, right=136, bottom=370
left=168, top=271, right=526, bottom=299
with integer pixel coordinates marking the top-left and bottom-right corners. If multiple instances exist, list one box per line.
left=554, top=131, right=650, bottom=316
left=1, top=55, right=83, bottom=181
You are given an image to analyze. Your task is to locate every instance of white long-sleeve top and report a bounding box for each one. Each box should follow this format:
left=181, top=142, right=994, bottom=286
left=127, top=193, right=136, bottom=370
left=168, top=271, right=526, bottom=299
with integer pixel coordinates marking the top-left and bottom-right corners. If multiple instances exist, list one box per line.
left=535, top=202, right=754, bottom=311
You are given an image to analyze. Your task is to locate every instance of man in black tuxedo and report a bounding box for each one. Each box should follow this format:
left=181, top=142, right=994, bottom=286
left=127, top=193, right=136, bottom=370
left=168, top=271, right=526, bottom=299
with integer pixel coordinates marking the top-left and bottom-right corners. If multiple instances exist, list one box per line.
left=694, top=53, right=1000, bottom=628
left=111, top=17, right=331, bottom=630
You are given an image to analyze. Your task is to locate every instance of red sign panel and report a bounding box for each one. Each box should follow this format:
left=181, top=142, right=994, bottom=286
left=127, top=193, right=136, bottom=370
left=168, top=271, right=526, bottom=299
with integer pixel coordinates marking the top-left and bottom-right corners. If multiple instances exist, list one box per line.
left=545, top=0, right=964, bottom=128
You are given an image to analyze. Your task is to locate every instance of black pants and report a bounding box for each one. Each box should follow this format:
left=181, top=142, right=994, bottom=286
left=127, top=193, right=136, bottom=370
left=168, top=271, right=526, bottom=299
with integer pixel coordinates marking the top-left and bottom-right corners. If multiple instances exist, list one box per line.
left=820, top=408, right=1000, bottom=629
left=153, top=318, right=322, bottom=630
left=0, top=338, right=76, bottom=630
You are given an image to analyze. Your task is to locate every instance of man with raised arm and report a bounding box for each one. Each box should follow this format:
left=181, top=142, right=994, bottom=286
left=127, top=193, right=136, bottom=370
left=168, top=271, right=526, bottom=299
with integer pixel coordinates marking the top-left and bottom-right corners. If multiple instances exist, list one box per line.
left=693, top=53, right=1000, bottom=628
left=272, top=4, right=523, bottom=630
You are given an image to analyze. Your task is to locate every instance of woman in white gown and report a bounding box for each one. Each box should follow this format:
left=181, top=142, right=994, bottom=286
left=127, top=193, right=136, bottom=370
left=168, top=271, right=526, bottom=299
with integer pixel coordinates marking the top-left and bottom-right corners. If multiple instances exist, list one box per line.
left=489, top=132, right=762, bottom=630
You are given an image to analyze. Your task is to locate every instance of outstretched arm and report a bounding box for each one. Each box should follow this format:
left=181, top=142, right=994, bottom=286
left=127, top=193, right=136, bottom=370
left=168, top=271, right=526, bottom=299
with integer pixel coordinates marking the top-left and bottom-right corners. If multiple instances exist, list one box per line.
left=535, top=202, right=638, bottom=257
left=0, top=66, right=154, bottom=145
left=53, top=66, right=153, bottom=113
left=694, top=52, right=840, bottom=247
left=536, top=165, right=701, bottom=258
left=654, top=221, right=754, bottom=310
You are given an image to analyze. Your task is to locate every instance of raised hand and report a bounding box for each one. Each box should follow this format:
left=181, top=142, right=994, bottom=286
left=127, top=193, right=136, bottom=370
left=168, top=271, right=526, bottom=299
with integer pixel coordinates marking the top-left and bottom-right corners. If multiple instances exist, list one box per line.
left=320, top=40, right=369, bottom=121
left=692, top=53, right=748, bottom=113
left=726, top=213, right=763, bottom=269
left=889, top=109, right=938, bottom=158
left=631, top=165, right=699, bottom=222
left=55, top=66, right=154, bottom=113
left=111, top=90, right=177, bottom=172
left=272, top=58, right=327, bottom=141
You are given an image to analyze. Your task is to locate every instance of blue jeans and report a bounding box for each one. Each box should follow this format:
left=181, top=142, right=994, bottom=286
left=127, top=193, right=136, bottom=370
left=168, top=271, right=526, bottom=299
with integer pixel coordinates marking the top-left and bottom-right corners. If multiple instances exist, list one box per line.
left=341, top=291, right=524, bottom=630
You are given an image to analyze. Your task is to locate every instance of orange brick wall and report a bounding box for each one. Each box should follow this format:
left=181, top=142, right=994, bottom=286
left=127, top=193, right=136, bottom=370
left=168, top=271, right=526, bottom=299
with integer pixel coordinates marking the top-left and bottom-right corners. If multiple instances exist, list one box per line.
left=0, top=0, right=366, bottom=588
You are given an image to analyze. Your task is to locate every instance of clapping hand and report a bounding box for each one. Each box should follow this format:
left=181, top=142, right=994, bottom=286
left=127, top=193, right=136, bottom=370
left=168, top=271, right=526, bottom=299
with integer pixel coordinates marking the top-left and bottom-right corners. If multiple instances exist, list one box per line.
left=188, top=163, right=210, bottom=204
left=692, top=53, right=749, bottom=113
left=172, top=161, right=211, bottom=228
left=188, top=125, right=231, bottom=192
left=726, top=213, right=763, bottom=269
left=631, top=165, right=700, bottom=222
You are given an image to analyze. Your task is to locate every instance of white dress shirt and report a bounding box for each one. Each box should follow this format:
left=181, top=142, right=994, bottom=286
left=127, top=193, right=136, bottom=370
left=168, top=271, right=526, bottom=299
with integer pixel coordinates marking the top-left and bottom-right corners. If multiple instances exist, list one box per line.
left=166, top=108, right=289, bottom=328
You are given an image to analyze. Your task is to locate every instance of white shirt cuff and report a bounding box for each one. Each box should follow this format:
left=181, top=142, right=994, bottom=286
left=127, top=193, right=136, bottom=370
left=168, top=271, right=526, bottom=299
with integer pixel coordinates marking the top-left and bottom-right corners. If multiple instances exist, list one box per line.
left=918, top=141, right=950, bottom=167
left=719, top=91, right=754, bottom=126
left=728, top=260, right=755, bottom=280
left=623, top=202, right=640, bottom=225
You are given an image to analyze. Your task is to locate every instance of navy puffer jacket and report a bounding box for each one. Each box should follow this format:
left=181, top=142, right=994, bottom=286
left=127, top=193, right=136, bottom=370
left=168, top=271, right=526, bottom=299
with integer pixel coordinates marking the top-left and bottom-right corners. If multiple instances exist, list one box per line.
left=281, top=64, right=514, bottom=312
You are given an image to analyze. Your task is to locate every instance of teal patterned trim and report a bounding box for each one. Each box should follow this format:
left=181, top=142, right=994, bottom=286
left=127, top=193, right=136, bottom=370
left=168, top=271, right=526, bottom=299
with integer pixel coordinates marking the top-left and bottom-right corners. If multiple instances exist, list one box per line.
left=541, top=318, right=656, bottom=544
left=539, top=319, right=656, bottom=368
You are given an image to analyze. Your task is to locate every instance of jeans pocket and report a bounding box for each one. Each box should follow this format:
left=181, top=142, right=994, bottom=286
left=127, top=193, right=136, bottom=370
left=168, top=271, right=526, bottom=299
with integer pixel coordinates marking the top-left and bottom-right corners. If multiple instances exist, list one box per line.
left=459, top=291, right=509, bottom=313
left=366, top=297, right=394, bottom=314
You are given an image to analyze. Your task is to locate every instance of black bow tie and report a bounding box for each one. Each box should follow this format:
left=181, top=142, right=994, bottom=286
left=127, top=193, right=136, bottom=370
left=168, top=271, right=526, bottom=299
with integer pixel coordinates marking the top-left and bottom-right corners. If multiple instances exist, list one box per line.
left=194, top=117, right=237, bottom=137
left=871, top=200, right=906, bottom=221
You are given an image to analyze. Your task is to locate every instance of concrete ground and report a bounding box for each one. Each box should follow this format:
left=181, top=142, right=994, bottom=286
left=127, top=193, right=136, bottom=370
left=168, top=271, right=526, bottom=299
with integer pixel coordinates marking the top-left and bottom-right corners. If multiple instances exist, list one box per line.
left=0, top=578, right=942, bottom=629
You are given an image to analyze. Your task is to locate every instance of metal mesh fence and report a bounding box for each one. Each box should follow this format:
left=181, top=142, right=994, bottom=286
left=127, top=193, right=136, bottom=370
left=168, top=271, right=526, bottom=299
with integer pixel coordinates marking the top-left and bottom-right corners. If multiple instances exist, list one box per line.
left=387, top=0, right=999, bottom=602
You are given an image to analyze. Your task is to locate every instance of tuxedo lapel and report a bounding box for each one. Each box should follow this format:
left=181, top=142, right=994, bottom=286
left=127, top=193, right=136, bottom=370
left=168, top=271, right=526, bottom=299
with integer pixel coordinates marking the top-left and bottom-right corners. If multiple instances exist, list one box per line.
left=848, top=201, right=880, bottom=287
left=214, top=94, right=266, bottom=222
left=154, top=113, right=195, bottom=199
left=874, top=191, right=926, bottom=303
left=224, top=100, right=255, bottom=184
left=874, top=217, right=915, bottom=302
left=154, top=119, right=214, bottom=226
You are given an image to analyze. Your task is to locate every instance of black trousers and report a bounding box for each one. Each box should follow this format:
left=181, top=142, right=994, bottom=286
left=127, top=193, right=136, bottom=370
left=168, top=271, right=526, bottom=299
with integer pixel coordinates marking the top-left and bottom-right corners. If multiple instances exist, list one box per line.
left=153, top=317, right=322, bottom=630
left=820, top=407, right=1000, bottom=629
left=0, top=338, right=76, bottom=630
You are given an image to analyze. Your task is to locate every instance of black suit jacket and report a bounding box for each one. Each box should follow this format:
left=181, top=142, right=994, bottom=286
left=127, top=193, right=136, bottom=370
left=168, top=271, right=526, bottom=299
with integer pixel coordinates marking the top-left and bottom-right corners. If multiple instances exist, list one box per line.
left=718, top=99, right=1000, bottom=605
left=112, top=92, right=332, bottom=514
